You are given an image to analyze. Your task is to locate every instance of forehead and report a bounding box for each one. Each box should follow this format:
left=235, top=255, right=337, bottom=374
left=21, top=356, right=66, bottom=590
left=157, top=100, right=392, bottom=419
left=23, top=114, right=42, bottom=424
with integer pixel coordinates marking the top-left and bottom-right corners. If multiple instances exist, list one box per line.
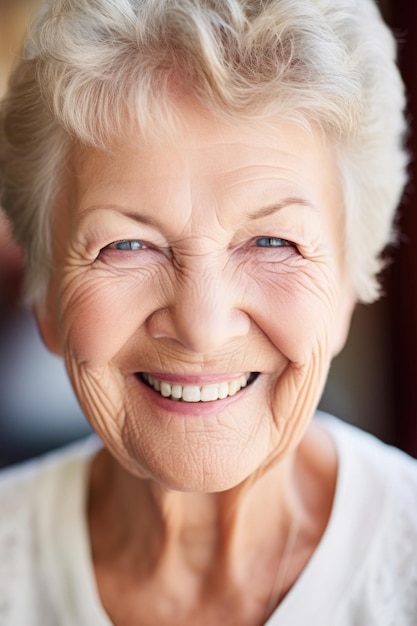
left=72, top=103, right=343, bottom=232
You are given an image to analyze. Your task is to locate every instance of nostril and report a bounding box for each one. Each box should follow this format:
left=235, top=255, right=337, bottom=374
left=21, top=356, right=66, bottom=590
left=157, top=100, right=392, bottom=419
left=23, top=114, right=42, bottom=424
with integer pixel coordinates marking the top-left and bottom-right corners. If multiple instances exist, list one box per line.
left=145, top=308, right=174, bottom=341
left=146, top=306, right=251, bottom=353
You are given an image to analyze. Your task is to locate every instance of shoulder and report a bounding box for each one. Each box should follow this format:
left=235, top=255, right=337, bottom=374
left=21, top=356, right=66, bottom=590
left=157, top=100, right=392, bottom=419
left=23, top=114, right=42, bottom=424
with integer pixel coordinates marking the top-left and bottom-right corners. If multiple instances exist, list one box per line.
left=318, top=414, right=417, bottom=624
left=317, top=412, right=417, bottom=489
left=0, top=435, right=100, bottom=517
left=0, top=437, right=100, bottom=626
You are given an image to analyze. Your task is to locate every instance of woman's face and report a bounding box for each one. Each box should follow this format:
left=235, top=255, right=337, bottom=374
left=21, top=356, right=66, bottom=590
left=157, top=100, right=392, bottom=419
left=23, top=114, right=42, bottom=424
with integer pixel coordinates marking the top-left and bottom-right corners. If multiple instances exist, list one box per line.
left=38, top=103, right=354, bottom=491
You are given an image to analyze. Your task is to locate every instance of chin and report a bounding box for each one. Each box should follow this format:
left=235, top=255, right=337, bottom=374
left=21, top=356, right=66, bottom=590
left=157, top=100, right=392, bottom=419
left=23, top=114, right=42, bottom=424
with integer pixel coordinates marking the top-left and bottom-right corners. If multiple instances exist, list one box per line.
left=120, top=428, right=270, bottom=493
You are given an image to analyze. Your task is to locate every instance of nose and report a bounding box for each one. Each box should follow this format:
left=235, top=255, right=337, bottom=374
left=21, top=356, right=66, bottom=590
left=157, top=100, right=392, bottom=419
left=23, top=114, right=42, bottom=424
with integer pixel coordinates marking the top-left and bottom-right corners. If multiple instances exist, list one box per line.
left=146, top=267, right=250, bottom=354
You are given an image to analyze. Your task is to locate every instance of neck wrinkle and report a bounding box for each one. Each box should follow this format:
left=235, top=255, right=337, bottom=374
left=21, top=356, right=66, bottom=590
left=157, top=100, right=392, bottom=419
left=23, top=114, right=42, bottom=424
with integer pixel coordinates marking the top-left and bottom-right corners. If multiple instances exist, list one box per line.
left=93, top=446, right=300, bottom=584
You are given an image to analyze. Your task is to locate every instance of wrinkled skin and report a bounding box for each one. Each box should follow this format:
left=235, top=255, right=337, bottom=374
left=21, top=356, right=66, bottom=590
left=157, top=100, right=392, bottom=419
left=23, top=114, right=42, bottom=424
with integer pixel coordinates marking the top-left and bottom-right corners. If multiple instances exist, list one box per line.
left=35, top=103, right=356, bottom=622
left=37, top=104, right=354, bottom=494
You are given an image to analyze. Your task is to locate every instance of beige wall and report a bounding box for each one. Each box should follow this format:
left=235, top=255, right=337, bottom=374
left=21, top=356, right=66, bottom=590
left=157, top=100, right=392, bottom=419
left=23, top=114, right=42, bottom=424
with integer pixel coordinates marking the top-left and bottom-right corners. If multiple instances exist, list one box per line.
left=0, top=2, right=35, bottom=96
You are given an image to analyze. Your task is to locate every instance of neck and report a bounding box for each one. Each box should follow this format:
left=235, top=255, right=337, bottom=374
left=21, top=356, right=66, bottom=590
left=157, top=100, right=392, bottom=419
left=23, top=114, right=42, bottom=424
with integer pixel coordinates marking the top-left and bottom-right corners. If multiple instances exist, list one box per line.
left=88, top=423, right=337, bottom=613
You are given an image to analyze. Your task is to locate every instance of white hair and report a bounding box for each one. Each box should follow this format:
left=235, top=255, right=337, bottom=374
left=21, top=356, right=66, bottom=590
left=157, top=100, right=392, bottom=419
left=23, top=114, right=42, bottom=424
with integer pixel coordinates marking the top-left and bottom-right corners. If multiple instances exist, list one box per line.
left=0, top=0, right=407, bottom=302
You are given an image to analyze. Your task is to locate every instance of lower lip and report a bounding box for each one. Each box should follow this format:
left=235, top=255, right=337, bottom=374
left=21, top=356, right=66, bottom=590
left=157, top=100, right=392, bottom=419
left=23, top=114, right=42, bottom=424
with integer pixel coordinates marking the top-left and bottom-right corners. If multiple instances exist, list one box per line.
left=135, top=375, right=257, bottom=416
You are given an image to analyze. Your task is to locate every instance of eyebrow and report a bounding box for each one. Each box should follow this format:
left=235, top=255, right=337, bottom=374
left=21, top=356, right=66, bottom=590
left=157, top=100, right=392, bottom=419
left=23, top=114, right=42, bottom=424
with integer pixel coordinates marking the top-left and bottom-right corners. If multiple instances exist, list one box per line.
left=81, top=196, right=317, bottom=226
left=80, top=204, right=161, bottom=228
left=246, top=197, right=318, bottom=220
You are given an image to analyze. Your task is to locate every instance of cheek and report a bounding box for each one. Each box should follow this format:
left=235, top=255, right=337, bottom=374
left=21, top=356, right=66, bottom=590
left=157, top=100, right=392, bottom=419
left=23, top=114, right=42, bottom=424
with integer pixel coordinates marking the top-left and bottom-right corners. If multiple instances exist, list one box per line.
left=243, top=260, right=340, bottom=363
left=57, top=267, right=166, bottom=364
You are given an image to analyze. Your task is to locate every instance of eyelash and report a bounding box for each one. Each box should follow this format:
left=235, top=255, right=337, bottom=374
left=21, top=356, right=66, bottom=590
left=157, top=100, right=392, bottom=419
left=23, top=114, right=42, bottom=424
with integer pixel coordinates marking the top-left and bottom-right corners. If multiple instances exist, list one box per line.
left=104, top=237, right=294, bottom=250
left=105, top=240, right=147, bottom=251
left=99, top=236, right=298, bottom=264
left=254, top=237, right=294, bottom=248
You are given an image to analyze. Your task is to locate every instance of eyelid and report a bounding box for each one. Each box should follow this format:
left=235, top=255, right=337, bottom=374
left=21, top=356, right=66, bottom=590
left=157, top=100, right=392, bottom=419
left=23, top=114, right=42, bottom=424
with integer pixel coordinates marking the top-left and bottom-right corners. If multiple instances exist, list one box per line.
left=98, top=239, right=173, bottom=262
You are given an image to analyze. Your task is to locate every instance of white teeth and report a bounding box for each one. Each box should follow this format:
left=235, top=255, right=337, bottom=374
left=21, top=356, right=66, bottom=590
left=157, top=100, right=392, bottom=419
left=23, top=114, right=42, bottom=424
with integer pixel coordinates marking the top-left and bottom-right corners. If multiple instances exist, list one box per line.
left=171, top=384, right=182, bottom=399
left=182, top=386, right=201, bottom=402
left=201, top=385, right=221, bottom=402
left=228, top=379, right=240, bottom=396
left=160, top=382, right=171, bottom=398
left=142, top=373, right=253, bottom=403
left=218, top=382, right=229, bottom=399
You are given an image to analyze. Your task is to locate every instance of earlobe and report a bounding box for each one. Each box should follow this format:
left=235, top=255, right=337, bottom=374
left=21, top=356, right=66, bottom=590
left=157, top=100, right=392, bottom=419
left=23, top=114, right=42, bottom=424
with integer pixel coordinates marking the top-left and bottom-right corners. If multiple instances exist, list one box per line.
left=33, top=299, right=62, bottom=356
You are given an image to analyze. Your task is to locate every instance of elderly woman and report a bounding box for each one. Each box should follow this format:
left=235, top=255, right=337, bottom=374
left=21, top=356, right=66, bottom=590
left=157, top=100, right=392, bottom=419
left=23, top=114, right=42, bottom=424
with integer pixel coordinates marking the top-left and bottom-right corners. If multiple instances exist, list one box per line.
left=0, top=0, right=416, bottom=624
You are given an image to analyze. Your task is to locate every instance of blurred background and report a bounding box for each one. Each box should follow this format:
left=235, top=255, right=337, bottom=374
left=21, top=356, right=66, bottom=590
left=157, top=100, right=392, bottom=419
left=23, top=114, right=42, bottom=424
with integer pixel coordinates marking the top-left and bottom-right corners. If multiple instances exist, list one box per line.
left=1, top=0, right=417, bottom=467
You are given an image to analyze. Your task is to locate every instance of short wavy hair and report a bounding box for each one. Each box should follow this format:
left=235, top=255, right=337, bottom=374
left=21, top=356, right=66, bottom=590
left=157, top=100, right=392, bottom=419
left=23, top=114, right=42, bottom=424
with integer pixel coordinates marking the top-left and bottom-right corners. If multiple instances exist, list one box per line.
left=0, top=0, right=407, bottom=303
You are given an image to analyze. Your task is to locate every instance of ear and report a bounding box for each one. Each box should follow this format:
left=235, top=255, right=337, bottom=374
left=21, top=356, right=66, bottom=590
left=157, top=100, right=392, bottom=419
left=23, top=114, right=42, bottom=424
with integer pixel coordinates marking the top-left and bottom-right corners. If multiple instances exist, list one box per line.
left=33, top=292, right=62, bottom=356
left=331, top=288, right=356, bottom=358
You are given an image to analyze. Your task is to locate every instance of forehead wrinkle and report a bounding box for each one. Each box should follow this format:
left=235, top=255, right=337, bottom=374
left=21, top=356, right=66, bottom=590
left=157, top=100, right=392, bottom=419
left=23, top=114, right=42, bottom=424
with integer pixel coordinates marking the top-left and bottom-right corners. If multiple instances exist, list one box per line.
left=219, top=171, right=315, bottom=213
left=217, top=164, right=302, bottom=188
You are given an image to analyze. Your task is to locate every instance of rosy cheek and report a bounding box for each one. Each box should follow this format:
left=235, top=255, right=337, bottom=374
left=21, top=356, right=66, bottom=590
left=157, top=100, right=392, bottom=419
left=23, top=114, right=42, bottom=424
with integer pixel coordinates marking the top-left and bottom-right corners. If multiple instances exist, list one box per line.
left=244, top=264, right=339, bottom=362
left=58, top=269, right=161, bottom=364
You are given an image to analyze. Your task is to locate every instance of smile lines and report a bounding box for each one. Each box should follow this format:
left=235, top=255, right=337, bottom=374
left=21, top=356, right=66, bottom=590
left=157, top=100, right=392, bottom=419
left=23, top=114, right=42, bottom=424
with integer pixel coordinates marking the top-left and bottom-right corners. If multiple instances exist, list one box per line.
left=140, top=373, right=256, bottom=403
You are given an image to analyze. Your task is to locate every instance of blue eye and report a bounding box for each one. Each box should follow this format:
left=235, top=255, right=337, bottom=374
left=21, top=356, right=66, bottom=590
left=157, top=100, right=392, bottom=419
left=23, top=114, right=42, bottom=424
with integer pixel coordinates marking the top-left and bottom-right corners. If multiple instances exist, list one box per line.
left=110, top=240, right=146, bottom=250
left=255, top=237, right=292, bottom=247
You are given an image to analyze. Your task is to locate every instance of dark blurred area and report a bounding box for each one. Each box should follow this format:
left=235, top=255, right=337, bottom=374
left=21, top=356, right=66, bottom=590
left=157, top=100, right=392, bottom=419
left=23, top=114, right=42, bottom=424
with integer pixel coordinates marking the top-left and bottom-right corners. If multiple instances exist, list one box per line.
left=0, top=217, right=90, bottom=468
left=0, top=0, right=416, bottom=468
left=0, top=0, right=91, bottom=466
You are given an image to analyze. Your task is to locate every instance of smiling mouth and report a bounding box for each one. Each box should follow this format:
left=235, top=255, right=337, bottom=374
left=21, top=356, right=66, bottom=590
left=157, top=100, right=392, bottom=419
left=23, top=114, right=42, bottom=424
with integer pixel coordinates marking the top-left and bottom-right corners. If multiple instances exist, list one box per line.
left=138, top=372, right=259, bottom=403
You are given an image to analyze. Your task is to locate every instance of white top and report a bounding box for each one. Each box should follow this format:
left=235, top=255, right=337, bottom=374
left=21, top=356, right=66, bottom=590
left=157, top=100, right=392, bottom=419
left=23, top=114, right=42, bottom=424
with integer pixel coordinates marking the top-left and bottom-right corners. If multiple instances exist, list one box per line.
left=0, top=415, right=416, bottom=625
